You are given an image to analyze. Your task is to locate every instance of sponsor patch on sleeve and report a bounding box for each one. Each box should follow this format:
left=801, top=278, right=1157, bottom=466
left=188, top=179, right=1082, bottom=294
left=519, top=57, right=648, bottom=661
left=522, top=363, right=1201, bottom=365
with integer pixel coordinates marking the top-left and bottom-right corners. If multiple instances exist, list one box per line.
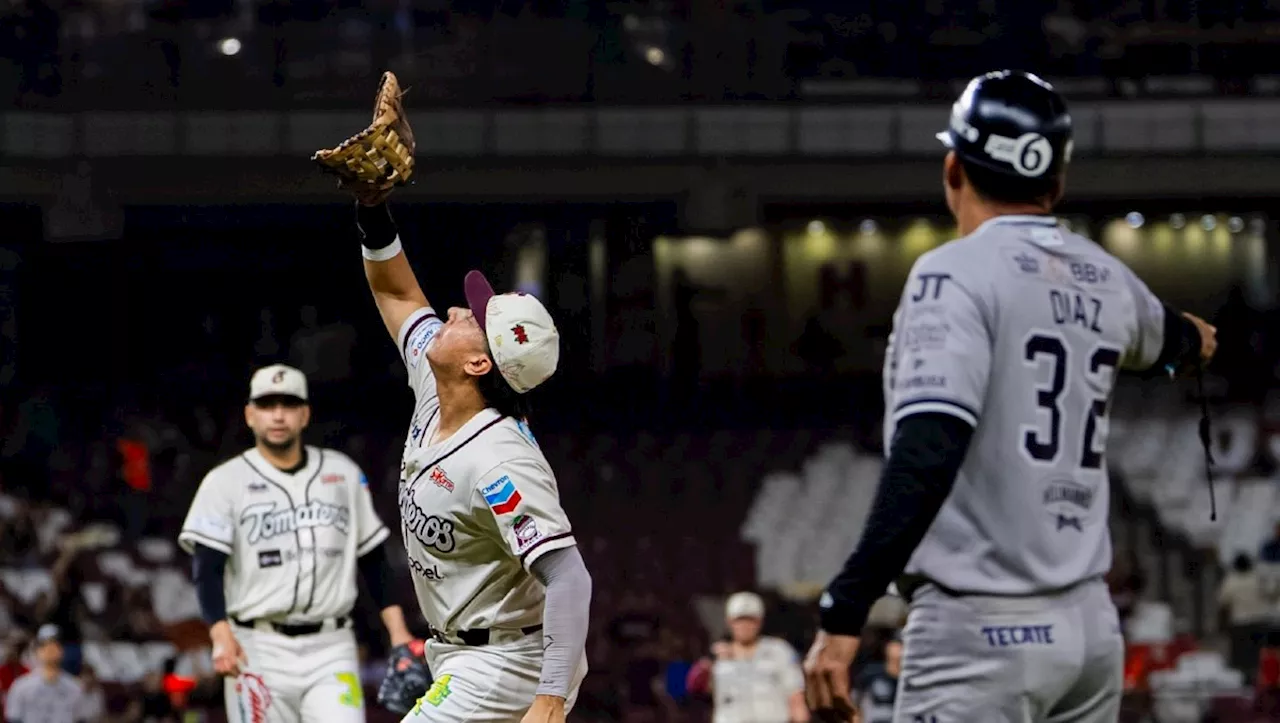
left=482, top=475, right=523, bottom=515
left=512, top=514, right=541, bottom=551
left=405, top=317, right=441, bottom=370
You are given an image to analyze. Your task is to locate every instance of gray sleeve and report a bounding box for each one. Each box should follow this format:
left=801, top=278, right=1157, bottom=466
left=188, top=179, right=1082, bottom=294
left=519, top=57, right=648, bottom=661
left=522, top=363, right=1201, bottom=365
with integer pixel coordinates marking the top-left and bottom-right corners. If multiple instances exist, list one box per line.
left=5, top=677, right=26, bottom=721
left=530, top=545, right=592, bottom=698
left=1119, top=264, right=1166, bottom=370
left=886, top=251, right=991, bottom=428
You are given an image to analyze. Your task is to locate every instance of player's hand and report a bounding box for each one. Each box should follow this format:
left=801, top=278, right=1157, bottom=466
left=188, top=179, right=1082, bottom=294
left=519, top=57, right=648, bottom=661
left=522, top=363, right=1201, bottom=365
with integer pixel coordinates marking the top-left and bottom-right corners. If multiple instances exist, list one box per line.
left=378, top=639, right=430, bottom=715
left=803, top=631, right=859, bottom=723
left=1181, top=312, right=1217, bottom=367
left=520, top=694, right=567, bottom=723
left=209, top=621, right=247, bottom=677
left=711, top=641, right=732, bottom=660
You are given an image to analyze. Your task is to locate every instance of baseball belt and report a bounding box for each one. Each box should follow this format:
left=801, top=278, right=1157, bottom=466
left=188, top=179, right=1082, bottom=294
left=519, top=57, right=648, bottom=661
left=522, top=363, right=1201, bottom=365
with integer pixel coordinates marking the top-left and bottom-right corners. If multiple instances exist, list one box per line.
left=231, top=616, right=350, bottom=637
left=429, top=624, right=542, bottom=646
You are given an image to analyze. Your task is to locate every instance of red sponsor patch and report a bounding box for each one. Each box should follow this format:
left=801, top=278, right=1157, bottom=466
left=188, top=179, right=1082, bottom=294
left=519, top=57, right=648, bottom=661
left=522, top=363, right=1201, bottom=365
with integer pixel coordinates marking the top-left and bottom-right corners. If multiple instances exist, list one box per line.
left=322, top=474, right=344, bottom=484
left=429, top=466, right=454, bottom=492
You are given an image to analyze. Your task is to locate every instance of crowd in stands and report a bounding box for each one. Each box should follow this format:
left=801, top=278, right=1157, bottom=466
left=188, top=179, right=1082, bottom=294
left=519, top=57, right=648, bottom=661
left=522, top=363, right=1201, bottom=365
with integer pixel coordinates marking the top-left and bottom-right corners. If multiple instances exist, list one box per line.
left=6, top=0, right=1280, bottom=108
left=4, top=237, right=1280, bottom=721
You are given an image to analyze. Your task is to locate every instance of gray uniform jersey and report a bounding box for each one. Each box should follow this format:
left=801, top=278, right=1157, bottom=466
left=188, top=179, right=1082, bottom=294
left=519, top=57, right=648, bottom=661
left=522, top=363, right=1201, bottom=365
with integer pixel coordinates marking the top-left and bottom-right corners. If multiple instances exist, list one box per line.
left=5, top=670, right=87, bottom=723
left=884, top=215, right=1165, bottom=595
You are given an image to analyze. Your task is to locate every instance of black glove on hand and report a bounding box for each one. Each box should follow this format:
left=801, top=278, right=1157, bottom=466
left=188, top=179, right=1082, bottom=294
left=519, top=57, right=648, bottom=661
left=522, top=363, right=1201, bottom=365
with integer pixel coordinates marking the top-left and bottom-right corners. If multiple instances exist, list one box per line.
left=377, top=639, right=431, bottom=714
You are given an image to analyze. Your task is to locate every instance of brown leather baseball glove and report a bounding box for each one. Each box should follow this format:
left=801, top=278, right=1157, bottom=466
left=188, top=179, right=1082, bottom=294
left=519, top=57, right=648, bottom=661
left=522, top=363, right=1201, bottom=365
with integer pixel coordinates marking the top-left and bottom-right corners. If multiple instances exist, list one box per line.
left=312, top=71, right=415, bottom=205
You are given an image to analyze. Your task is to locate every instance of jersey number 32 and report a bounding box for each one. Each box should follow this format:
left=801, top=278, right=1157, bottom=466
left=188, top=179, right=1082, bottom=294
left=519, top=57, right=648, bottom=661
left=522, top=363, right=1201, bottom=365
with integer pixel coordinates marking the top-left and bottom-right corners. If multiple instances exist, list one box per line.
left=1022, top=332, right=1122, bottom=469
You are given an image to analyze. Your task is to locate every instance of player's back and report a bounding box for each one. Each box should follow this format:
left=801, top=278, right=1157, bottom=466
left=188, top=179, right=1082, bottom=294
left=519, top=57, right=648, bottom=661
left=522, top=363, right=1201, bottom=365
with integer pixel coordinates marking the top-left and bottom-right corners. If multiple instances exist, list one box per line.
left=888, top=215, right=1165, bottom=596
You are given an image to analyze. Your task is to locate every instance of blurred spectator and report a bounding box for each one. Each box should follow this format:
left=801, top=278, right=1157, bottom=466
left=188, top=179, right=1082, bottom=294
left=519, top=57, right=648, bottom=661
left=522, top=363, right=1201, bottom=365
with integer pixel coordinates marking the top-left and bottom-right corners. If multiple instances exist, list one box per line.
left=609, top=592, right=662, bottom=652
left=289, top=305, right=357, bottom=386
left=685, top=592, right=807, bottom=723
left=77, top=666, right=106, bottom=723
left=1218, top=554, right=1277, bottom=683
left=0, top=499, right=39, bottom=565
left=37, top=536, right=92, bottom=674
left=853, top=629, right=902, bottom=723
left=1107, top=552, right=1146, bottom=628
left=1260, top=522, right=1280, bottom=563
left=253, top=307, right=282, bottom=364
left=0, top=631, right=31, bottom=719
left=4, top=625, right=88, bottom=723
left=118, top=666, right=180, bottom=723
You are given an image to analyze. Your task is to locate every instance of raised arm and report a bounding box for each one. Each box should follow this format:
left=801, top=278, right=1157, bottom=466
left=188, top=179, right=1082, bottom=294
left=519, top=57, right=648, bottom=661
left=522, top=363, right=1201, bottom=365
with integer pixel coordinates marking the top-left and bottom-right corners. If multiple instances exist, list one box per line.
left=357, top=202, right=430, bottom=343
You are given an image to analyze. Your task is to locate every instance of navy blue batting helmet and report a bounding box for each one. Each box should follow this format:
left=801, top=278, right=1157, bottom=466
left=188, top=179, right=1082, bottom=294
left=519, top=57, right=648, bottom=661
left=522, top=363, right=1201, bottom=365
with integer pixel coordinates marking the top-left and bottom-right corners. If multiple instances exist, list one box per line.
left=936, top=70, right=1073, bottom=181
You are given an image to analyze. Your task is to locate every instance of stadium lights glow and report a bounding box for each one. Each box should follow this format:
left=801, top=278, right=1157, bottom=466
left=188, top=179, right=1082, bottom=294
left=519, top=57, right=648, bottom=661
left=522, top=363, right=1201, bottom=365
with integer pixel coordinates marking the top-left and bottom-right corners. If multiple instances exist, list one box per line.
left=1228, top=216, right=1245, bottom=233
left=807, top=220, right=826, bottom=235
left=1201, top=214, right=1216, bottom=231
left=645, top=47, right=666, bottom=66
left=1125, top=212, right=1144, bottom=229
left=859, top=219, right=878, bottom=234
left=1170, top=213, right=1186, bottom=229
left=218, top=37, right=242, bottom=56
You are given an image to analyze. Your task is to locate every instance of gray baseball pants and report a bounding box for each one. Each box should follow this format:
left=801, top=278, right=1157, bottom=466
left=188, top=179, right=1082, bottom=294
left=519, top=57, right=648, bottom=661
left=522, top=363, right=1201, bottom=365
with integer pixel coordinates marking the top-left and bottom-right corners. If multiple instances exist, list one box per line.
left=894, top=579, right=1124, bottom=723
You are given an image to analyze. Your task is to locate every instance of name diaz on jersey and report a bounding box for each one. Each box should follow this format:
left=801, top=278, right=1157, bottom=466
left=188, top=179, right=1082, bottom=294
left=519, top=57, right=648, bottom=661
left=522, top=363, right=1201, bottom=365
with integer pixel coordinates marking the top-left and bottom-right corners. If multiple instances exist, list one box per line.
left=240, top=500, right=352, bottom=545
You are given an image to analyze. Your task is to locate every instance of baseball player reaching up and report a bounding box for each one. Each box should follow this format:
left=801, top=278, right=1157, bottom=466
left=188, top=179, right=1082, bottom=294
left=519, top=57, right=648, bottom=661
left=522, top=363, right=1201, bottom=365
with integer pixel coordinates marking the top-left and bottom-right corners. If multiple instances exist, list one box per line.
left=353, top=197, right=592, bottom=723
left=179, top=364, right=415, bottom=723
left=802, top=70, right=1219, bottom=723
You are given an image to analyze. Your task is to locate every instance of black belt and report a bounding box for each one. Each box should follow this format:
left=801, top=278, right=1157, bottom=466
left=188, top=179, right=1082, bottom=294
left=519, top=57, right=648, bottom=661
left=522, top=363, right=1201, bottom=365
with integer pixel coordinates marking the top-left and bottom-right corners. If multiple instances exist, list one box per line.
left=897, top=574, right=1102, bottom=602
left=232, top=616, right=350, bottom=637
left=430, top=624, right=542, bottom=646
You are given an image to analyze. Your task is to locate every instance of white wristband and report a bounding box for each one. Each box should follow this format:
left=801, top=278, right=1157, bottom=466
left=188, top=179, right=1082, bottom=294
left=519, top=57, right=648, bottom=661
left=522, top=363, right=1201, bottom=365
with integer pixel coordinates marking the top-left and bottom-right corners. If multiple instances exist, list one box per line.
left=362, top=236, right=403, bottom=262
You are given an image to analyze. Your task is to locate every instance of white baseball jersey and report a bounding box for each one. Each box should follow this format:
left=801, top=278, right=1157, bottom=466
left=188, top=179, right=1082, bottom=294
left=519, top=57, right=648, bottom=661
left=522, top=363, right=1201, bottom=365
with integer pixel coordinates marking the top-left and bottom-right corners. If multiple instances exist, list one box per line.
left=396, top=307, right=576, bottom=634
left=5, top=670, right=88, bottom=723
left=709, top=637, right=804, bottom=723
left=884, top=214, right=1165, bottom=595
left=178, top=447, right=390, bottom=622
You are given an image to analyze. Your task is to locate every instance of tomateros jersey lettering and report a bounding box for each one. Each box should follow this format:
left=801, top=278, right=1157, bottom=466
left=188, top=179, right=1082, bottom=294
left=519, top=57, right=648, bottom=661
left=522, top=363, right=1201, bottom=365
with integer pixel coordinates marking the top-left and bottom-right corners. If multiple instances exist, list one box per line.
left=395, top=307, right=577, bottom=634
left=884, top=215, right=1165, bottom=595
left=178, top=447, right=389, bottom=622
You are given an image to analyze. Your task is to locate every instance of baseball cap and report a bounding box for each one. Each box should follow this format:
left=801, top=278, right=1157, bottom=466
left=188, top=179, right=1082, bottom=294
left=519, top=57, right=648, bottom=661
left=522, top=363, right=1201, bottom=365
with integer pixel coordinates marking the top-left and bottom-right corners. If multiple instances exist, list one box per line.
left=35, top=624, right=60, bottom=644
left=464, top=270, right=560, bottom=394
left=725, top=591, right=765, bottom=620
left=249, top=364, right=308, bottom=402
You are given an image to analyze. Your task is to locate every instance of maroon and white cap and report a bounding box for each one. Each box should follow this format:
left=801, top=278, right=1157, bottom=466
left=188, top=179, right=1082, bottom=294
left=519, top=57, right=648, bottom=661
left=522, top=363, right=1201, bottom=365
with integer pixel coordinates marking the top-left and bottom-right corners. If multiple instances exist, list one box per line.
left=249, top=364, right=308, bottom=401
left=465, top=270, right=560, bottom=394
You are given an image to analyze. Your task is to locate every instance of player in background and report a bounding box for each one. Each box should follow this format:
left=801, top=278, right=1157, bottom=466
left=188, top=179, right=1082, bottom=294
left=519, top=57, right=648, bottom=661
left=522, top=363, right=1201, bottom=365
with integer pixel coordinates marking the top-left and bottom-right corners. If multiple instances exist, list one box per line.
left=4, top=625, right=89, bottom=723
left=802, top=70, right=1218, bottom=723
left=354, top=200, right=591, bottom=723
left=178, top=364, right=415, bottom=723
left=851, top=631, right=902, bottom=723
left=686, top=592, right=808, bottom=723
